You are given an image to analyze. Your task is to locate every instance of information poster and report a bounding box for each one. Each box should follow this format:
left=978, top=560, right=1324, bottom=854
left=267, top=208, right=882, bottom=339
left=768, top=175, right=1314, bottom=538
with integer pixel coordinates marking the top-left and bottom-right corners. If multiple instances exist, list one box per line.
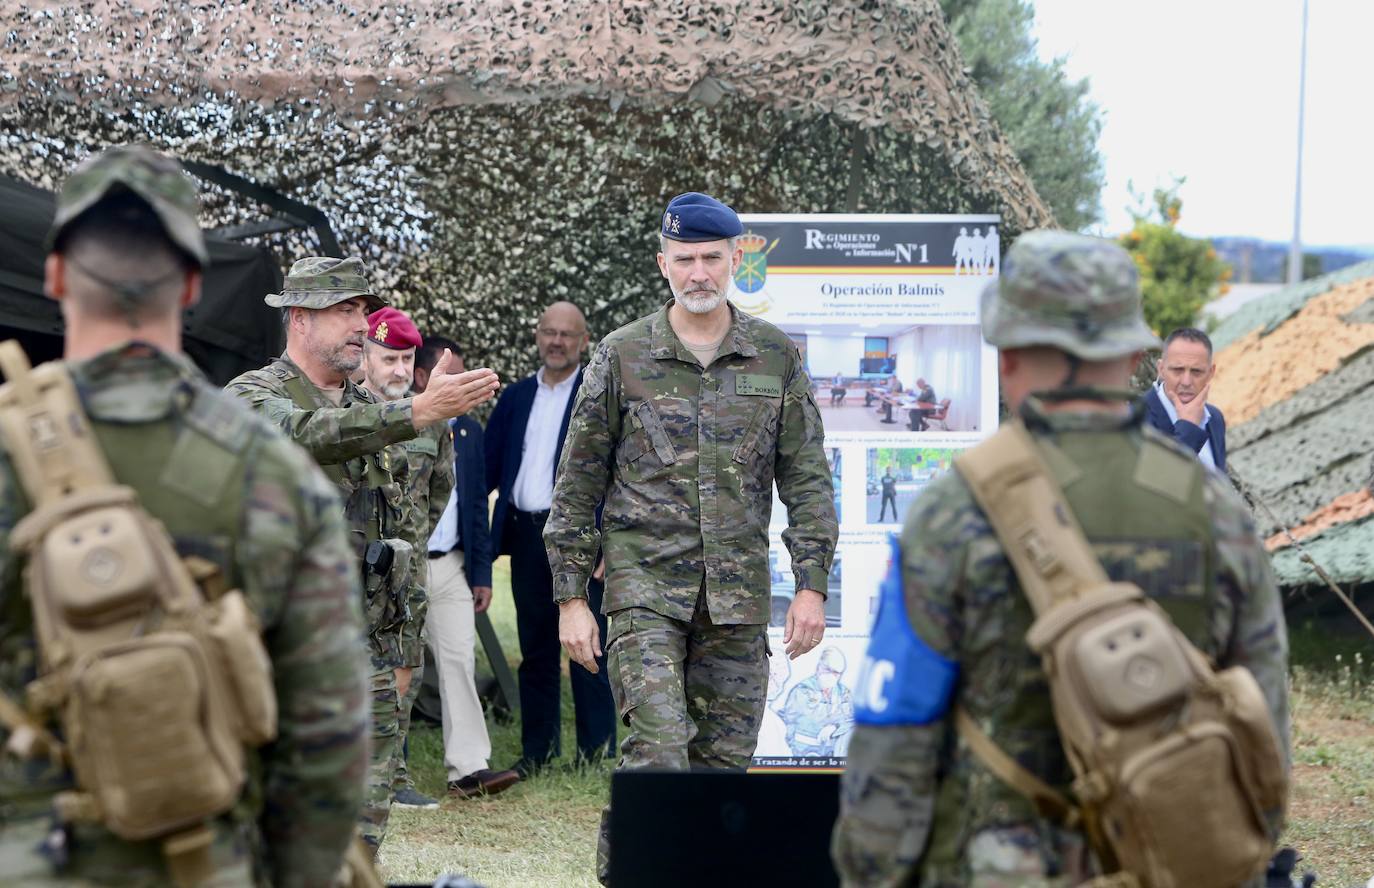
left=739, top=214, right=1002, bottom=771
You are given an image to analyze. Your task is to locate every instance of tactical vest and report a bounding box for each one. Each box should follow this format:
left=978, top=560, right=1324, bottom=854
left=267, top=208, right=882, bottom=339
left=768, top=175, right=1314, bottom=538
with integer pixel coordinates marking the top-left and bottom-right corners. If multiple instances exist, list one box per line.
left=925, top=419, right=1284, bottom=887
left=279, top=373, right=412, bottom=637
left=0, top=343, right=276, bottom=887
left=921, top=419, right=1224, bottom=880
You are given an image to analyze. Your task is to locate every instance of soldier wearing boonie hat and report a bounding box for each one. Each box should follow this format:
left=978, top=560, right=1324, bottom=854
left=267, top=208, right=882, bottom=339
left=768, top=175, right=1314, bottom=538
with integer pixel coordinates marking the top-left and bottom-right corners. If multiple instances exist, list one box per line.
left=833, top=231, right=1288, bottom=885
left=546, top=191, right=838, bottom=883
left=0, top=145, right=374, bottom=884
left=45, top=144, right=210, bottom=325
left=264, top=257, right=389, bottom=314
left=226, top=257, right=501, bottom=856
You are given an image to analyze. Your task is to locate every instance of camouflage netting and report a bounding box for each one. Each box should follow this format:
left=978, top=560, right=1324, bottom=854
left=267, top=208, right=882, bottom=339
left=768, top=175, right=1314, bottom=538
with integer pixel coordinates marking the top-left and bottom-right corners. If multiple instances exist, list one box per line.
left=1, top=0, right=1053, bottom=379
left=1211, top=263, right=1374, bottom=588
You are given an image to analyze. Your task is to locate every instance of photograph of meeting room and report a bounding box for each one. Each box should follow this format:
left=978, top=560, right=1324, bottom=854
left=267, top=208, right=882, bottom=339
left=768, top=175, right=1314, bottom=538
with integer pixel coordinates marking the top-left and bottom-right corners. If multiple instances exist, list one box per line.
left=788, top=323, right=982, bottom=433
left=865, top=446, right=961, bottom=525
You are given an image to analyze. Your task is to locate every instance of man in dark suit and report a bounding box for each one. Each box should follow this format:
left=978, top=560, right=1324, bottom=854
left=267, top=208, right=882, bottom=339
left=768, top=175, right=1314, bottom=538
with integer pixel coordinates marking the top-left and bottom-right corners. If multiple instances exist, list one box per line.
left=418, top=337, right=520, bottom=799
left=486, top=302, right=615, bottom=775
left=1143, top=327, right=1227, bottom=470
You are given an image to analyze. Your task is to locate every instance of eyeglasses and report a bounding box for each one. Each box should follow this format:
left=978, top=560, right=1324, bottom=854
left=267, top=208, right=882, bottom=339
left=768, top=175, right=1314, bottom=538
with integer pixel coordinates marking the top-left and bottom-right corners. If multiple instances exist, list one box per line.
left=537, top=327, right=585, bottom=341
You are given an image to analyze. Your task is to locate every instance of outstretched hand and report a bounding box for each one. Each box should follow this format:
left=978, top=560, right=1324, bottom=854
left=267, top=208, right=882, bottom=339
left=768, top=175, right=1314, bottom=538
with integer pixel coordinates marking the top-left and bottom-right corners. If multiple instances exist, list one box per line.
left=412, top=349, right=500, bottom=427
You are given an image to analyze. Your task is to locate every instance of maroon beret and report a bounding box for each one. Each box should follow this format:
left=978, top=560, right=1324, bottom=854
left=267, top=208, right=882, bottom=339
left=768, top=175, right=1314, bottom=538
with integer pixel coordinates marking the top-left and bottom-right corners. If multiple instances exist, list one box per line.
left=367, top=307, right=422, bottom=350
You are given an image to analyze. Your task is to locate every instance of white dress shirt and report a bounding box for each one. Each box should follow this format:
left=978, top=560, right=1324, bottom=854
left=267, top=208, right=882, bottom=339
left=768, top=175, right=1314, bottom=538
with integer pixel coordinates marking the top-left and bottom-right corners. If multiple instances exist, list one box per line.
left=428, top=485, right=460, bottom=554
left=510, top=365, right=580, bottom=512
left=1154, top=380, right=1215, bottom=469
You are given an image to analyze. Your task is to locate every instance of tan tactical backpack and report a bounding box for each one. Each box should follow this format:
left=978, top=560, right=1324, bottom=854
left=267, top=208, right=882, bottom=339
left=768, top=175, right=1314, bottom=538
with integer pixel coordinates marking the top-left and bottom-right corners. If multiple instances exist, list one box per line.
left=0, top=342, right=276, bottom=887
left=953, top=421, right=1288, bottom=888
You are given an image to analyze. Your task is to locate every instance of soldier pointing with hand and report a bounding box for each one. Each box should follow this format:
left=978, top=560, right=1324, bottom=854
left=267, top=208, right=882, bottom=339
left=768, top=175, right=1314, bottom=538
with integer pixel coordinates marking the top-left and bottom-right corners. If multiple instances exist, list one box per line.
left=226, top=258, right=500, bottom=856
left=544, top=192, right=838, bottom=883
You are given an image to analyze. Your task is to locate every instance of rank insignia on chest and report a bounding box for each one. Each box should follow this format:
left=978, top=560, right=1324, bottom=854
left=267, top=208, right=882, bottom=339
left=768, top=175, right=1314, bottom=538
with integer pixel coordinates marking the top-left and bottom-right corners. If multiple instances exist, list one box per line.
left=735, top=374, right=782, bottom=397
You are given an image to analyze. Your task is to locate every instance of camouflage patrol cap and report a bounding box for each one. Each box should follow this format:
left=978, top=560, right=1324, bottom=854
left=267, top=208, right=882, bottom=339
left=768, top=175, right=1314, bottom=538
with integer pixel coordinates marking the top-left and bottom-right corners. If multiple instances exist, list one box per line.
left=980, top=230, right=1161, bottom=360
left=46, top=144, right=207, bottom=266
left=265, top=257, right=388, bottom=311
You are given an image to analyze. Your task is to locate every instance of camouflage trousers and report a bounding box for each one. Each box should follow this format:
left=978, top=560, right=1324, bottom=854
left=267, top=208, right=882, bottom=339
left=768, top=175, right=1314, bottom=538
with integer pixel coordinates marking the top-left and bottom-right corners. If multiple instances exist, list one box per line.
left=596, top=601, right=768, bottom=884
left=360, top=667, right=401, bottom=856
left=389, top=660, right=426, bottom=792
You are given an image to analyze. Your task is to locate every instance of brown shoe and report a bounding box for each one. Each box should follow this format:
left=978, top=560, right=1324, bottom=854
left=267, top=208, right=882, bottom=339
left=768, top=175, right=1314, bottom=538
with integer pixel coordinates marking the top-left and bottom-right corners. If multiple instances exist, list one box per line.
left=448, top=768, right=520, bottom=799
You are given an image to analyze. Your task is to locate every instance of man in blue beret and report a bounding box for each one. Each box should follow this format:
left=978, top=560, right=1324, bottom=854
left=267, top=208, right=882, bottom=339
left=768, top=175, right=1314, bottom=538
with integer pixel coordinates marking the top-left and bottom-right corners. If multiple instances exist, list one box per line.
left=545, top=192, right=839, bottom=883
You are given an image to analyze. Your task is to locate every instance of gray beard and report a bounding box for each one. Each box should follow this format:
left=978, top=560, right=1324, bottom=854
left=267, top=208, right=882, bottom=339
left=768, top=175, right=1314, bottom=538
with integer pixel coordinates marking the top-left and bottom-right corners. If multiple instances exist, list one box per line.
left=672, top=283, right=726, bottom=315
left=321, top=343, right=362, bottom=374
left=377, top=380, right=411, bottom=400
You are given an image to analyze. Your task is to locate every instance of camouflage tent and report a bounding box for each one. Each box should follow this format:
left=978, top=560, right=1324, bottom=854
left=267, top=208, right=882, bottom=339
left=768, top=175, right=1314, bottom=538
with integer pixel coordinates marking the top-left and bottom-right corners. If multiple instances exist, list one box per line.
left=1210, top=260, right=1374, bottom=592
left=0, top=0, right=1053, bottom=379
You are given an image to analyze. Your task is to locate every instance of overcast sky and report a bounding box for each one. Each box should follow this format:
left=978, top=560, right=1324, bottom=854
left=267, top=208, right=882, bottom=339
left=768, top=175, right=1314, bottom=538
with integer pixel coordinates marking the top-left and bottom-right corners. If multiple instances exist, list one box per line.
left=1032, top=0, right=1373, bottom=249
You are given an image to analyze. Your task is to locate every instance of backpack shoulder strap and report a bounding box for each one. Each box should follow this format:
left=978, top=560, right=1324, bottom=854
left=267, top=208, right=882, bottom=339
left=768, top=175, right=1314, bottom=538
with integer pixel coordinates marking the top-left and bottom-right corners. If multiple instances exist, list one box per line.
left=0, top=341, right=116, bottom=508
left=952, top=420, right=1108, bottom=615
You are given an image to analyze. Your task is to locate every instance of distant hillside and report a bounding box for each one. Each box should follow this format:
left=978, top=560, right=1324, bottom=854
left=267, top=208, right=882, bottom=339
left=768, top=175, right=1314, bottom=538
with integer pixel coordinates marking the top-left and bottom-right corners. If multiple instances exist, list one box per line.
left=1213, top=237, right=1373, bottom=283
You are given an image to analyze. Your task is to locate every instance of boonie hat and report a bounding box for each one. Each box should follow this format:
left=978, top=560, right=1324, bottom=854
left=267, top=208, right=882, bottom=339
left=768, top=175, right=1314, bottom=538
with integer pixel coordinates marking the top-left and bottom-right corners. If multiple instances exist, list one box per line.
left=47, top=144, right=208, bottom=266
left=980, top=230, right=1161, bottom=360
left=265, top=257, right=388, bottom=312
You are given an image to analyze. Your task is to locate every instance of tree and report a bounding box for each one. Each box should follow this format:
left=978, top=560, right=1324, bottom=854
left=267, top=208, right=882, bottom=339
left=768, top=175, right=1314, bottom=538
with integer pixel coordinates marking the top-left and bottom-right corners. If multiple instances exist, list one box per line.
left=1119, top=181, right=1231, bottom=338
left=941, top=0, right=1105, bottom=230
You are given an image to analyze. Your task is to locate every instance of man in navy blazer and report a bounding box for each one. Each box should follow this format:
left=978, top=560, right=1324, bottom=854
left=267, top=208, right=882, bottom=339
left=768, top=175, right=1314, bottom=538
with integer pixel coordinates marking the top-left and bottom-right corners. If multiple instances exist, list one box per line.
left=485, top=302, right=615, bottom=775
left=418, top=336, right=520, bottom=800
left=1143, top=327, right=1227, bottom=470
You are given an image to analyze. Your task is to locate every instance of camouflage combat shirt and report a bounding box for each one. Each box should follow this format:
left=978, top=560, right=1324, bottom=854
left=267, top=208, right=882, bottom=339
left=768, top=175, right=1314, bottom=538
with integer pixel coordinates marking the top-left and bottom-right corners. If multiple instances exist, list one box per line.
left=225, top=354, right=424, bottom=668
left=833, top=396, right=1290, bottom=887
left=0, top=343, right=370, bottom=887
left=545, top=299, right=838, bottom=625
left=397, top=418, right=455, bottom=666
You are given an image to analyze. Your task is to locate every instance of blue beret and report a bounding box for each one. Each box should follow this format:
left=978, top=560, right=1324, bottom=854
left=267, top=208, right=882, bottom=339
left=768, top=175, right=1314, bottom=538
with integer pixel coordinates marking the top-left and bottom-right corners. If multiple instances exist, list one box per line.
left=661, top=192, right=743, bottom=243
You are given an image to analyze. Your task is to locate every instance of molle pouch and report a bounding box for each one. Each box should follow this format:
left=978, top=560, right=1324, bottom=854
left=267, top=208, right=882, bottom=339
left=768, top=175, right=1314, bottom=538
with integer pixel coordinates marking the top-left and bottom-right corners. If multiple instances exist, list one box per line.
left=64, top=634, right=243, bottom=840
left=364, top=538, right=413, bottom=630
left=1216, top=665, right=1289, bottom=815
left=41, top=502, right=161, bottom=629
left=1069, top=603, right=1191, bottom=723
left=1105, top=723, right=1271, bottom=887
left=206, top=590, right=277, bottom=746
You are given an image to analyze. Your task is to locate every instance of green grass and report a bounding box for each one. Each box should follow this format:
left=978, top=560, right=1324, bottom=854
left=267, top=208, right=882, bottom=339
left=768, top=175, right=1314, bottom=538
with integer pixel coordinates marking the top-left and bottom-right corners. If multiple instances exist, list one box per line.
left=382, top=567, right=1374, bottom=886
left=1281, top=623, right=1374, bottom=886
left=380, top=559, right=609, bottom=887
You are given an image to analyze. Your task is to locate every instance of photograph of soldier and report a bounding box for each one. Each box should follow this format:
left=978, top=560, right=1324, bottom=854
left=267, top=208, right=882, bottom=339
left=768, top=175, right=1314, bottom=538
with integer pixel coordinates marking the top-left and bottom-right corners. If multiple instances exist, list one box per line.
left=864, top=447, right=961, bottom=525
left=781, top=646, right=854, bottom=758
left=833, top=231, right=1289, bottom=886
left=225, top=258, right=500, bottom=856
left=791, top=323, right=981, bottom=433
left=544, top=191, right=838, bottom=883
left=0, top=145, right=371, bottom=885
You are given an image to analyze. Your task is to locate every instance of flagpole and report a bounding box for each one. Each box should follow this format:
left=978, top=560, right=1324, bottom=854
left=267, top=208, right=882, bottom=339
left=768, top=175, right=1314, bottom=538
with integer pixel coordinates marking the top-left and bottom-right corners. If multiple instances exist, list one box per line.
left=1287, top=0, right=1309, bottom=285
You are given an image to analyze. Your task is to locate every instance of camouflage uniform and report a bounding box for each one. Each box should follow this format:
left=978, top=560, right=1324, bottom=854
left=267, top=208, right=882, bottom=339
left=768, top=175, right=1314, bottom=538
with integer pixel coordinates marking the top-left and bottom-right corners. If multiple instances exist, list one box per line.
left=0, top=147, right=370, bottom=887
left=224, top=259, right=427, bottom=855
left=391, top=418, right=455, bottom=794
left=781, top=648, right=854, bottom=757
left=832, top=232, right=1290, bottom=887
left=544, top=298, right=838, bottom=876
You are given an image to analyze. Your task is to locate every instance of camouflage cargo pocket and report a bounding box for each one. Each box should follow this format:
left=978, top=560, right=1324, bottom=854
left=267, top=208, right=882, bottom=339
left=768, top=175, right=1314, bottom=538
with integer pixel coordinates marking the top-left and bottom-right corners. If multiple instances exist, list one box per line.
left=617, top=401, right=677, bottom=481
left=606, top=611, right=646, bottom=725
